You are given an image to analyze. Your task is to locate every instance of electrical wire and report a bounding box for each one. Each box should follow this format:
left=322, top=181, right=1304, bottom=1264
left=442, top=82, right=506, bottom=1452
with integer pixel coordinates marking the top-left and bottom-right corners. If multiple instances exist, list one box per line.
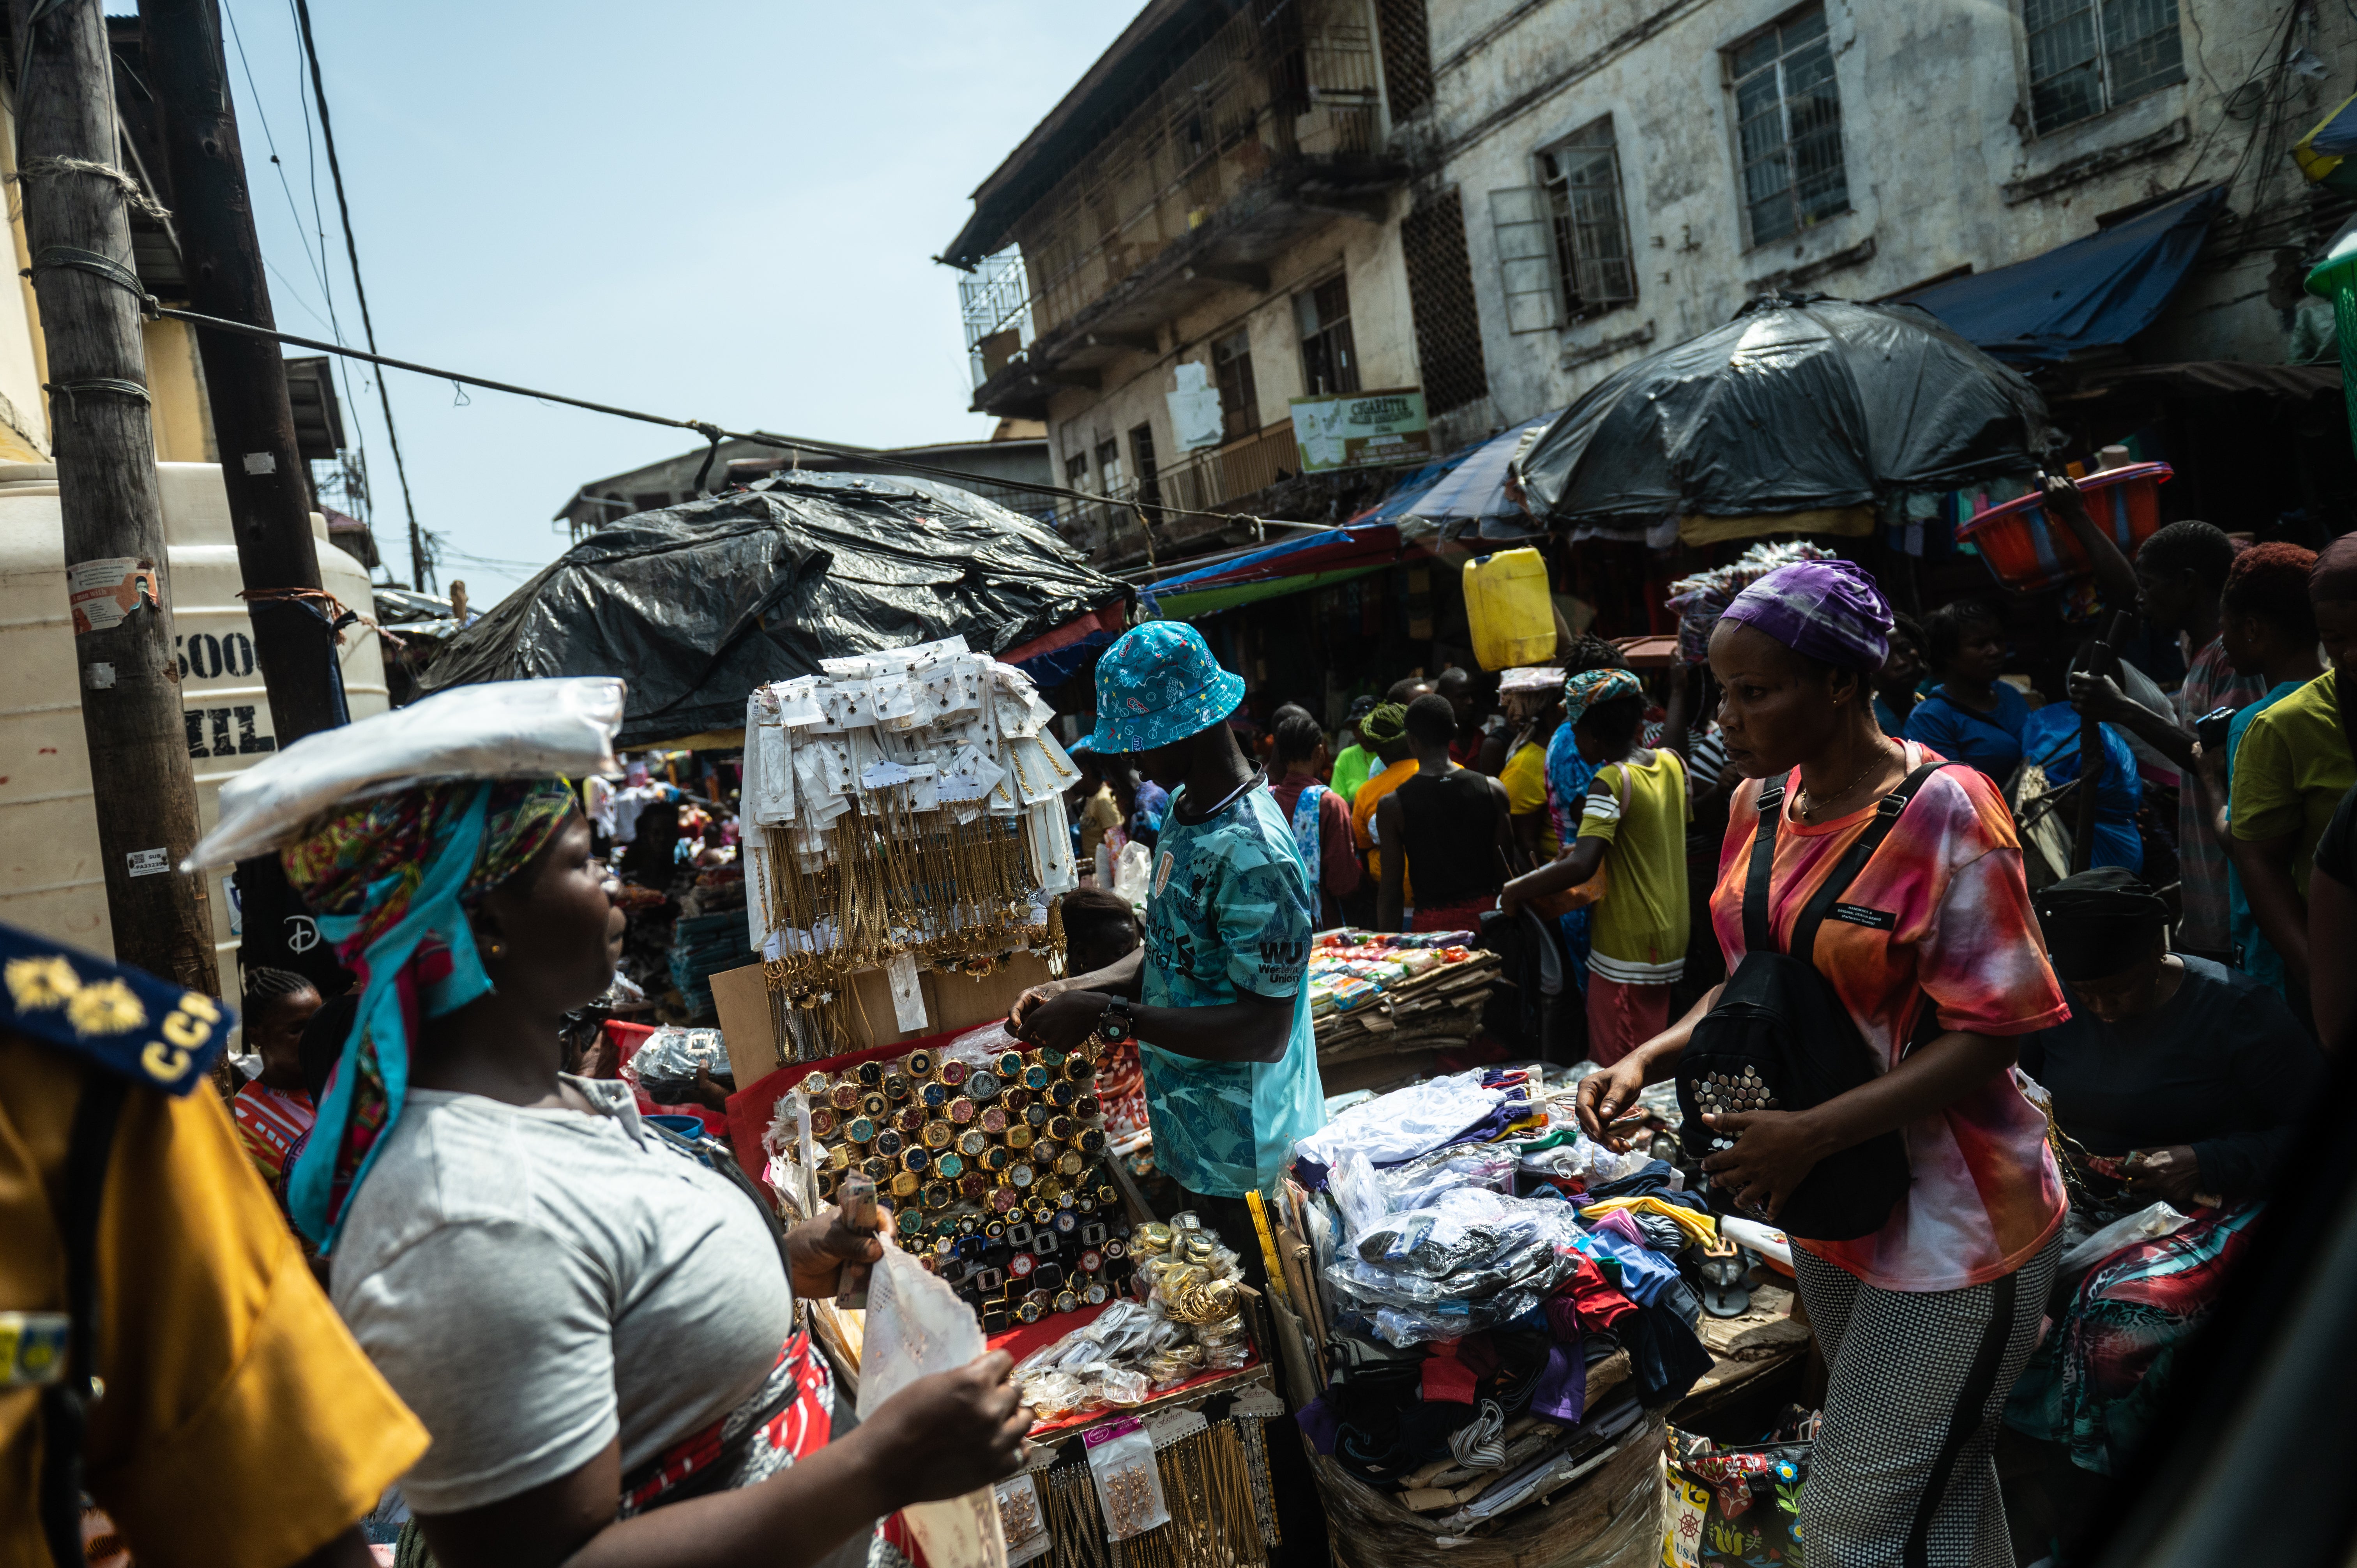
left=145, top=302, right=1352, bottom=539
left=288, top=0, right=429, bottom=588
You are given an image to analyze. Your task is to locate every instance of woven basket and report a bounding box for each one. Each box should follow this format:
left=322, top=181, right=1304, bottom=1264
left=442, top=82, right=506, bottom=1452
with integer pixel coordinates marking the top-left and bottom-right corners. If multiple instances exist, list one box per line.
left=1311, top=1411, right=1666, bottom=1568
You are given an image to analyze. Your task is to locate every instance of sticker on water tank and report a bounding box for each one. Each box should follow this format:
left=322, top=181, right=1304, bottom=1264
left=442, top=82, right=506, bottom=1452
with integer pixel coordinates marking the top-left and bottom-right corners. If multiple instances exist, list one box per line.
left=126, top=848, right=170, bottom=878
left=68, top=558, right=159, bottom=634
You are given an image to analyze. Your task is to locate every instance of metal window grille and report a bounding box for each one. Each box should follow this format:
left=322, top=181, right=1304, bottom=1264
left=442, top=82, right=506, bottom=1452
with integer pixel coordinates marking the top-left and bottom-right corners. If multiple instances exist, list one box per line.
left=1540, top=117, right=1638, bottom=318
left=1375, top=0, right=1433, bottom=117
left=960, top=246, right=1034, bottom=388
left=1730, top=6, right=1849, bottom=247
left=2024, top=0, right=2184, bottom=134
left=1296, top=274, right=1361, bottom=396
left=1401, top=189, right=1489, bottom=414
left=1131, top=422, right=1163, bottom=513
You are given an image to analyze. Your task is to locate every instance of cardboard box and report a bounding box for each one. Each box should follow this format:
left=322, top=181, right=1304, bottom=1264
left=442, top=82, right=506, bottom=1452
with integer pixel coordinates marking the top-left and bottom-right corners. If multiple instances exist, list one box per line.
left=712, top=950, right=1053, bottom=1092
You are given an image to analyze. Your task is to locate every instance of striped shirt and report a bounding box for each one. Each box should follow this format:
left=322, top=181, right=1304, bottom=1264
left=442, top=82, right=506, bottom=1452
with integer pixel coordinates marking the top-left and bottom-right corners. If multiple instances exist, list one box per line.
left=1578, top=748, right=1690, bottom=985
left=233, top=1081, right=316, bottom=1188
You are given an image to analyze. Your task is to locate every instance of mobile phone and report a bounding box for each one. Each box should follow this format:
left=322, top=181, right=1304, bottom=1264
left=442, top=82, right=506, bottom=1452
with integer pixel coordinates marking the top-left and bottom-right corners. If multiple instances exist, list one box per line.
left=2196, top=706, right=2236, bottom=751
left=838, top=1172, right=880, bottom=1236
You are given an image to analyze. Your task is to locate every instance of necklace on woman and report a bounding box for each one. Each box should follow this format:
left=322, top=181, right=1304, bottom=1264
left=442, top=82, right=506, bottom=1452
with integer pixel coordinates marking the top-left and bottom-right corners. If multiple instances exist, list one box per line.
left=1796, top=742, right=1897, bottom=821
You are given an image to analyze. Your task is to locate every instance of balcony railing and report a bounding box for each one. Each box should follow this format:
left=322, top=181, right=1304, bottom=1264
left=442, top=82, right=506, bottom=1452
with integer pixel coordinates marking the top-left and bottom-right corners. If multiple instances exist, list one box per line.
left=1057, top=424, right=1304, bottom=555
left=1012, top=1, right=1380, bottom=341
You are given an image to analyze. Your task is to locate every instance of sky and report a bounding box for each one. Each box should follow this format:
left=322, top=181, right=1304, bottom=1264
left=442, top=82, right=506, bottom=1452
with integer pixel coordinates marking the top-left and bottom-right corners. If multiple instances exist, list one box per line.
left=199, top=0, right=1133, bottom=606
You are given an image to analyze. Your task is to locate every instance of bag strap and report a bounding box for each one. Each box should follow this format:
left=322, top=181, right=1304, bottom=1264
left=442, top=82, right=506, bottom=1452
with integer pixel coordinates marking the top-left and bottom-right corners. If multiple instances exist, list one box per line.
left=1788, top=761, right=1958, bottom=963
left=1742, top=775, right=1788, bottom=954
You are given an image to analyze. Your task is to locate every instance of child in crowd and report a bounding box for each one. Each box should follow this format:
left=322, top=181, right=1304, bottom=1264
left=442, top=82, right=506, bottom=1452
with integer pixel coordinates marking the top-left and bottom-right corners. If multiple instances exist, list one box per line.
left=1500, top=668, right=1689, bottom=1063
left=232, top=967, right=324, bottom=1189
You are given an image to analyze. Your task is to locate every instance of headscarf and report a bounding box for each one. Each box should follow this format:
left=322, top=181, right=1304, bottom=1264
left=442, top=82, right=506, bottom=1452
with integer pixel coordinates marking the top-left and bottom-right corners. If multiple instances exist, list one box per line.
left=2033, top=867, right=2171, bottom=981
left=1716, top=560, right=1896, bottom=672
left=2313, top=532, right=2357, bottom=603
left=1358, top=702, right=1408, bottom=747
left=279, top=777, right=577, bottom=1248
left=1562, top=667, right=1641, bottom=726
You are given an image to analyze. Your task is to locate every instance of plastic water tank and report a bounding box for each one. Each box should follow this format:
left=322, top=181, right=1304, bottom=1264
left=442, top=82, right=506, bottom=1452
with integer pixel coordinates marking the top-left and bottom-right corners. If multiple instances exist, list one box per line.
left=0, top=461, right=388, bottom=966
left=1460, top=547, right=1555, bottom=671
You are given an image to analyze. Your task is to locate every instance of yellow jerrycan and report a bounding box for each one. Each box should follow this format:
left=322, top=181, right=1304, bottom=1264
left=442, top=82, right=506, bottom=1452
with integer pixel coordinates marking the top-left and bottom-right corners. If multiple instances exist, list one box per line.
left=1461, top=547, right=1554, bottom=670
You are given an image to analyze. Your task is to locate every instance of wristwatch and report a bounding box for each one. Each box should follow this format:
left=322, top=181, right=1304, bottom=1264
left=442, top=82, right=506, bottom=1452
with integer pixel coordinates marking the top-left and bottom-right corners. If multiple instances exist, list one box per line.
left=1096, top=996, right=1135, bottom=1044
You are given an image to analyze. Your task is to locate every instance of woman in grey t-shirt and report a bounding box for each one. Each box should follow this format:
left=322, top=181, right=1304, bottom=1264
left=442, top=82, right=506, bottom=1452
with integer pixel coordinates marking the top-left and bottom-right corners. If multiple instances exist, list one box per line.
left=263, top=742, right=1030, bottom=1568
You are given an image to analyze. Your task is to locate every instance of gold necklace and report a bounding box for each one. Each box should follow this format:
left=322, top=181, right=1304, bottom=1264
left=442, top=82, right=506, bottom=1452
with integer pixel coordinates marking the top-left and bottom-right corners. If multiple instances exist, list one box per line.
left=1796, top=742, right=1896, bottom=821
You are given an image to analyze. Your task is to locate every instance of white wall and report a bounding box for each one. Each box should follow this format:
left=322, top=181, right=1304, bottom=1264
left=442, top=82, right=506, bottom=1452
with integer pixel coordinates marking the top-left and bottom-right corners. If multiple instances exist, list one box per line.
left=1423, top=0, right=2339, bottom=426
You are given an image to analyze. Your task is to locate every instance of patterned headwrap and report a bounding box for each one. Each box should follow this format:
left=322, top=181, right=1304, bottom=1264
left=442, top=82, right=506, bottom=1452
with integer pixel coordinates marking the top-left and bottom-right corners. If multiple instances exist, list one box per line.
left=279, top=777, right=577, bottom=1248
left=1716, top=560, right=1895, bottom=672
left=1562, top=667, right=1642, bottom=726
left=1357, top=702, right=1408, bottom=746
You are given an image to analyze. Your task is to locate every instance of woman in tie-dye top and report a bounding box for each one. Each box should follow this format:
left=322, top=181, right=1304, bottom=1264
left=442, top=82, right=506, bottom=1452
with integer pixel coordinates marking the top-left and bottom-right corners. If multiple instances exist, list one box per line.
left=1574, top=559, right=2067, bottom=1568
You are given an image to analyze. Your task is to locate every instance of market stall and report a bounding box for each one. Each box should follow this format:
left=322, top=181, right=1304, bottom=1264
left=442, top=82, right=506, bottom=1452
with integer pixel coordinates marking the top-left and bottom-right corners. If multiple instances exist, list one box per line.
left=1309, top=931, right=1501, bottom=1093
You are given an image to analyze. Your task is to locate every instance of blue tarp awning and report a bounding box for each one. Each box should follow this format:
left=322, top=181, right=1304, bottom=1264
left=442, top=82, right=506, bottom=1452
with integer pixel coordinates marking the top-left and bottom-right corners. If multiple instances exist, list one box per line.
left=1903, top=185, right=2226, bottom=364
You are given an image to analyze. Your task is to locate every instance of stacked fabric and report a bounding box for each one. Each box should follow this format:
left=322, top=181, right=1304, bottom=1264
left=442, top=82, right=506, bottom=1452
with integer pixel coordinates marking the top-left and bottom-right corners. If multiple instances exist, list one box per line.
left=1284, top=1073, right=1718, bottom=1535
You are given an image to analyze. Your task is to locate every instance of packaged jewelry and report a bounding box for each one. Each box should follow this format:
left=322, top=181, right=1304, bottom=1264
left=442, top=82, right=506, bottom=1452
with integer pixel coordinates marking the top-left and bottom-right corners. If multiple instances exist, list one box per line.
left=1082, top=1416, right=1170, bottom=1541
left=995, top=1470, right=1053, bottom=1568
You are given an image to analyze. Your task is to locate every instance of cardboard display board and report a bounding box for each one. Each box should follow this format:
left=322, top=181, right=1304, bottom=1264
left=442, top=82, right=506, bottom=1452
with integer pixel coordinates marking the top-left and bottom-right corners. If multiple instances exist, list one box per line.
left=712, top=950, right=1053, bottom=1094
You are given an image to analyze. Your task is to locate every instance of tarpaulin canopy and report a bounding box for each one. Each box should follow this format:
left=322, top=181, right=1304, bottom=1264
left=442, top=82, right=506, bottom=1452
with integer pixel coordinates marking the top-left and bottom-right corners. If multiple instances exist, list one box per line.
left=1403, top=410, right=1561, bottom=539
left=2295, top=91, right=2357, bottom=192
left=1521, top=295, right=2053, bottom=531
left=1143, top=521, right=1405, bottom=619
left=1902, top=185, right=2226, bottom=364
left=421, top=471, right=1130, bottom=747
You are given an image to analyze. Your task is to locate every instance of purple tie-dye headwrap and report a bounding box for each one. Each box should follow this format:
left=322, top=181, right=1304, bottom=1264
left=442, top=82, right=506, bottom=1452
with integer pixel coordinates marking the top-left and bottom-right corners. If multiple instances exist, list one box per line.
left=1716, top=559, right=1895, bottom=672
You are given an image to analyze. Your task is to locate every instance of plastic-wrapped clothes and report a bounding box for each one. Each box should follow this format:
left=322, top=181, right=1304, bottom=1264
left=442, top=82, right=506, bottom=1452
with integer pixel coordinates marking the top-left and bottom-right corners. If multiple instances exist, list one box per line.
left=1292, top=1068, right=1511, bottom=1187
left=1379, top=1144, right=1521, bottom=1212
left=1353, top=1187, right=1566, bottom=1277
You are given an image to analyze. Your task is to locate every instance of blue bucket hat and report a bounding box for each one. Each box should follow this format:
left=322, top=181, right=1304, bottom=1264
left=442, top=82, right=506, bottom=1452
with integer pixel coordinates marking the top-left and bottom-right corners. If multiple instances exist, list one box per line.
left=1086, top=622, right=1246, bottom=754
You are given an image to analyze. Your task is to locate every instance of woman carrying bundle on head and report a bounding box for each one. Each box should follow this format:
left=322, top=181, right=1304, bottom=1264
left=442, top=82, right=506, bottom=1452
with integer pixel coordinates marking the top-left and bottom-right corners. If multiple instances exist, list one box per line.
left=194, top=679, right=1032, bottom=1568
left=1574, top=560, right=2070, bottom=1567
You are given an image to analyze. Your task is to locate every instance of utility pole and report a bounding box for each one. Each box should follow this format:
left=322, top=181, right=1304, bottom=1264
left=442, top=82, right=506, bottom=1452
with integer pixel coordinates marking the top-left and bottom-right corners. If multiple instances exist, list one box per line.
left=142, top=0, right=347, bottom=745
left=11, top=0, right=217, bottom=992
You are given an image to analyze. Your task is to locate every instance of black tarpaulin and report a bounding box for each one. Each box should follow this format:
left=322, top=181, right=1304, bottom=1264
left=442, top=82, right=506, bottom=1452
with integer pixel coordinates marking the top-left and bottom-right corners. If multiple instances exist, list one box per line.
left=1520, top=295, right=2055, bottom=530
left=421, top=471, right=1130, bottom=747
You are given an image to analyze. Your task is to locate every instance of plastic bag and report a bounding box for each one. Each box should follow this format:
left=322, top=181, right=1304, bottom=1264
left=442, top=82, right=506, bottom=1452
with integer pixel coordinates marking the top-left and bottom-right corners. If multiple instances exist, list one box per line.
left=859, top=1243, right=1007, bottom=1568
left=996, top=1473, right=1052, bottom=1568
left=189, top=676, right=624, bottom=867
left=1084, top=1417, right=1170, bottom=1540
left=624, top=1025, right=730, bottom=1104
left=2061, top=1201, right=2191, bottom=1279
left=1378, top=1144, right=1521, bottom=1212
left=1112, top=841, right=1152, bottom=907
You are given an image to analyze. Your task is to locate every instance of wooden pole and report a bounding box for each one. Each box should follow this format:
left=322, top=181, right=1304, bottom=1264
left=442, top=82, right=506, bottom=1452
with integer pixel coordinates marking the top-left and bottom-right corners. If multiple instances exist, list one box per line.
left=2071, top=610, right=2133, bottom=875
left=12, top=0, right=217, bottom=992
left=141, top=0, right=347, bottom=746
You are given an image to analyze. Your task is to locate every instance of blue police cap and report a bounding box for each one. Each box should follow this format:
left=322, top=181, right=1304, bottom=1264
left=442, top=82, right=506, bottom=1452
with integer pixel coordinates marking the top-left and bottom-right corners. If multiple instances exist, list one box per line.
left=0, top=922, right=233, bottom=1095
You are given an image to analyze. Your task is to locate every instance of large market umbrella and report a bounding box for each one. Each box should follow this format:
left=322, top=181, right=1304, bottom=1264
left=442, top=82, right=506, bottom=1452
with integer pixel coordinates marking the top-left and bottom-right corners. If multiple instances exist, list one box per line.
left=1520, top=295, right=2053, bottom=531
left=422, top=471, right=1131, bottom=747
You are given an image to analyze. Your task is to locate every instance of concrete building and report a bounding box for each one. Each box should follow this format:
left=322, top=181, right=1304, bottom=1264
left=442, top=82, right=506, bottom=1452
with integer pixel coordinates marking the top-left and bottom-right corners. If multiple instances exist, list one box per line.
left=1411, top=0, right=2345, bottom=502
left=552, top=426, right=1057, bottom=543
left=940, top=0, right=1479, bottom=570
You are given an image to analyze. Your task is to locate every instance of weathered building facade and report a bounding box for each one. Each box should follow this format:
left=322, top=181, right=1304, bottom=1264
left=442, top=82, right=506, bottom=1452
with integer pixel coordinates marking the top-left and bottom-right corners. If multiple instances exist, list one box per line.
left=1413, top=0, right=2342, bottom=431
left=942, top=0, right=1473, bottom=570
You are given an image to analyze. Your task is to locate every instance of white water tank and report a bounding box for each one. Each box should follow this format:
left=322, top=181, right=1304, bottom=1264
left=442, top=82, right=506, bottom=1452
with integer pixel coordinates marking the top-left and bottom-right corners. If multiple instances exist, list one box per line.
left=0, top=461, right=389, bottom=968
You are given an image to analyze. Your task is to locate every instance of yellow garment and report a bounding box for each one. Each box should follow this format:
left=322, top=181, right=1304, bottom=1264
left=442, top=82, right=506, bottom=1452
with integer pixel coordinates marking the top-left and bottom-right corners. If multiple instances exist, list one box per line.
left=1078, top=784, right=1124, bottom=863
left=1351, top=758, right=1418, bottom=895
left=1577, top=749, right=1691, bottom=983
left=1501, top=740, right=1558, bottom=858
left=0, top=1035, right=428, bottom=1568
left=2229, top=669, right=2354, bottom=898
left=1580, top=1194, right=1718, bottom=1246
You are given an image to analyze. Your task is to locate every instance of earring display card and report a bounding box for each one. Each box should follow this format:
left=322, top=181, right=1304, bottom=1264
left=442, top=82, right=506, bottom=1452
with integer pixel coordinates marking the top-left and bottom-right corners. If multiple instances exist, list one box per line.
left=1082, top=1417, right=1170, bottom=1541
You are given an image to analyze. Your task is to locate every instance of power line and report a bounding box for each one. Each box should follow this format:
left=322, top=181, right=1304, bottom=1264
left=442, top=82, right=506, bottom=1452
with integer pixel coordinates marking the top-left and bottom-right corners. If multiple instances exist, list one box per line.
left=145, top=302, right=1353, bottom=539
left=288, top=0, right=428, bottom=589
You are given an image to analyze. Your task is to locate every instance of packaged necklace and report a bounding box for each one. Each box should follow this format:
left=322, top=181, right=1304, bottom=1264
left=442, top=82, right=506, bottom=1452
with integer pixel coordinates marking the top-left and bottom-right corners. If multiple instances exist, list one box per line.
left=1082, top=1416, right=1169, bottom=1541
left=996, top=1470, right=1052, bottom=1567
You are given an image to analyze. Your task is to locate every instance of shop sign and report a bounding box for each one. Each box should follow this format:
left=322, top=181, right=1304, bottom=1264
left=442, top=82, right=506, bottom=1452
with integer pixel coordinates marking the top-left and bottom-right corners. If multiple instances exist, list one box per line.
left=1288, top=387, right=1431, bottom=473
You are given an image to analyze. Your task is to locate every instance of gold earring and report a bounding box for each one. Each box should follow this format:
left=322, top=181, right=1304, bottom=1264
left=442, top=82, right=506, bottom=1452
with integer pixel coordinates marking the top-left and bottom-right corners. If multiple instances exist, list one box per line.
left=486, top=939, right=507, bottom=960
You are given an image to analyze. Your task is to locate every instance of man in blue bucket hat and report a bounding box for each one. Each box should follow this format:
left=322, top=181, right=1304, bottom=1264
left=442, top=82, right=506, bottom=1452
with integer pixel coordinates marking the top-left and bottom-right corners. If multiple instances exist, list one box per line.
left=1011, top=621, right=1325, bottom=1211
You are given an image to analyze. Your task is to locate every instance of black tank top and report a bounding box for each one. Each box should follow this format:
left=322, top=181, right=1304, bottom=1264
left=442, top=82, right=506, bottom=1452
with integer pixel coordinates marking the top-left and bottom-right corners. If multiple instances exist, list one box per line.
left=1395, top=768, right=1503, bottom=908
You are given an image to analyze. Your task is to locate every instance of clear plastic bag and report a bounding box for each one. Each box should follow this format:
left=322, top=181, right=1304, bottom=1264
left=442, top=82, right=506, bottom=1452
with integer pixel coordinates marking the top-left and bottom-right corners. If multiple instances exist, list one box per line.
left=1083, top=1417, right=1170, bottom=1540
left=1378, top=1144, right=1521, bottom=1212
left=190, top=676, right=625, bottom=867
left=623, top=1025, right=730, bottom=1103
left=859, top=1243, right=1007, bottom=1568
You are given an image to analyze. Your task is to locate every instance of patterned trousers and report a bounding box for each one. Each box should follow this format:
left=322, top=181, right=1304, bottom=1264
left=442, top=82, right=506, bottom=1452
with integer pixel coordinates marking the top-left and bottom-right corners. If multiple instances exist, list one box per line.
left=1793, top=1234, right=2062, bottom=1568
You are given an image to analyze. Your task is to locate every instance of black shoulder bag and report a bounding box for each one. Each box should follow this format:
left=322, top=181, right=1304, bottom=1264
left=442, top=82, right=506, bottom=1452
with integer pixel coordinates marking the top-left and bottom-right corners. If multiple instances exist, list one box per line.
left=1675, top=761, right=1957, bottom=1241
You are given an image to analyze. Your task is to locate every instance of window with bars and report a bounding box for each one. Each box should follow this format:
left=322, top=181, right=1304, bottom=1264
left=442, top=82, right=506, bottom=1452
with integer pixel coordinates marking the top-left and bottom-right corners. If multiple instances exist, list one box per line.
left=1131, top=422, right=1162, bottom=512
left=1296, top=275, right=1361, bottom=397
left=1402, top=190, right=1489, bottom=414
left=2023, top=0, right=2184, bottom=134
left=1541, top=117, right=1637, bottom=319
left=1730, top=6, right=1849, bottom=247
left=1213, top=329, right=1259, bottom=442
left=1095, top=438, right=1124, bottom=496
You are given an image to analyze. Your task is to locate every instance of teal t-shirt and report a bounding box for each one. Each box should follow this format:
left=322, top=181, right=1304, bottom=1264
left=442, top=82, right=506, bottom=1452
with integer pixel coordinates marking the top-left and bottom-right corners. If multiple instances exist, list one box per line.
left=1138, top=782, right=1327, bottom=1198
